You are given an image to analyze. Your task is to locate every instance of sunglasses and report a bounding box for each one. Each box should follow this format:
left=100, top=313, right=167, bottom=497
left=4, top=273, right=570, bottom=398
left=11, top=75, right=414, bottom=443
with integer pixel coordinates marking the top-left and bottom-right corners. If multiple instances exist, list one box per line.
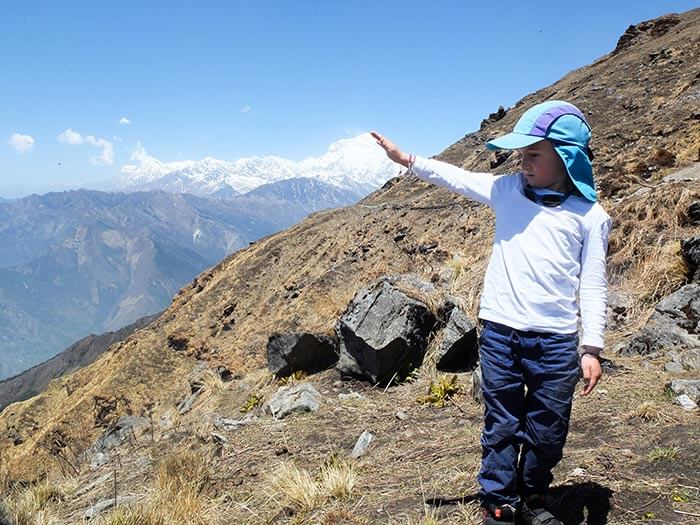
left=523, top=185, right=572, bottom=207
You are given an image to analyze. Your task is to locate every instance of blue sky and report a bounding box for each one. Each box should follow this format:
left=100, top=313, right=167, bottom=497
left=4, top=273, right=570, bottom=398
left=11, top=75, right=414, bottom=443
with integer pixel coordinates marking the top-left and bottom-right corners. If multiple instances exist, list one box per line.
left=1, top=1, right=697, bottom=197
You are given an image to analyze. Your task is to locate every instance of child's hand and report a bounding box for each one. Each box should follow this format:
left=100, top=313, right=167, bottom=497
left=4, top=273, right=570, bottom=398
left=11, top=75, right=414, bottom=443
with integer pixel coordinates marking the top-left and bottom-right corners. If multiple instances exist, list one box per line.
left=580, top=350, right=602, bottom=396
left=370, top=131, right=410, bottom=168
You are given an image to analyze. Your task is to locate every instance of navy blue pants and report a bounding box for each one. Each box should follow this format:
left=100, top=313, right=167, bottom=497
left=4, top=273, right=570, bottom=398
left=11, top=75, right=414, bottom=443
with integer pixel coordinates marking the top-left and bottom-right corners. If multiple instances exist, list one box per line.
left=477, top=320, right=580, bottom=507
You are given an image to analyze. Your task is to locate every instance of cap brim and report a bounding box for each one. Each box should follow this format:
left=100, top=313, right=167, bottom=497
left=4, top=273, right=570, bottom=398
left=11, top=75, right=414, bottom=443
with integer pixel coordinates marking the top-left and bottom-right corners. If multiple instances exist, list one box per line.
left=486, top=133, right=543, bottom=150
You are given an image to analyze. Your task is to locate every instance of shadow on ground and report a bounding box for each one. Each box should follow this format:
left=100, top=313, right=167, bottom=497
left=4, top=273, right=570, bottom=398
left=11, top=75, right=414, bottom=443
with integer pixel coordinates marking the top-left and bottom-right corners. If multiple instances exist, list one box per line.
left=426, top=481, right=613, bottom=525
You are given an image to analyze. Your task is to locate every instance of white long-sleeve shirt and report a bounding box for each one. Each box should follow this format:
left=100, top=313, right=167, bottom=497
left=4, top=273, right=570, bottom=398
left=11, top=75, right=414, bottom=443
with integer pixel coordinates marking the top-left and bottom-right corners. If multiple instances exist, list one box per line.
left=413, top=156, right=612, bottom=349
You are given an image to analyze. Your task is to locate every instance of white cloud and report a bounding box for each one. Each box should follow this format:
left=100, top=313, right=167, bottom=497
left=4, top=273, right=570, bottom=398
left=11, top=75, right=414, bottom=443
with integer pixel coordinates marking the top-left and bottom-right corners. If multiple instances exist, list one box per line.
left=118, top=117, right=132, bottom=125
left=240, top=106, right=252, bottom=113
left=58, top=128, right=84, bottom=145
left=57, top=128, right=114, bottom=165
left=85, top=136, right=114, bottom=165
left=8, top=133, right=35, bottom=154
left=130, top=141, right=150, bottom=162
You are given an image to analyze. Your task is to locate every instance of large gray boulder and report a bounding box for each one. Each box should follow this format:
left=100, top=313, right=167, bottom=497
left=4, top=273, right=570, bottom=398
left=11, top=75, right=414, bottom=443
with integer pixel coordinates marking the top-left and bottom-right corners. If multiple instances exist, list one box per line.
left=435, top=305, right=478, bottom=372
left=619, top=284, right=700, bottom=357
left=335, top=280, right=436, bottom=384
left=266, top=332, right=338, bottom=378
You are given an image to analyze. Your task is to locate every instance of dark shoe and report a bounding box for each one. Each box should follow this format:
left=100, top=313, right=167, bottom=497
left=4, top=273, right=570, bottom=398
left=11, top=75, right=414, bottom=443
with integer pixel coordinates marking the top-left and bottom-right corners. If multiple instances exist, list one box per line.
left=520, top=495, right=562, bottom=525
left=482, top=503, right=516, bottom=525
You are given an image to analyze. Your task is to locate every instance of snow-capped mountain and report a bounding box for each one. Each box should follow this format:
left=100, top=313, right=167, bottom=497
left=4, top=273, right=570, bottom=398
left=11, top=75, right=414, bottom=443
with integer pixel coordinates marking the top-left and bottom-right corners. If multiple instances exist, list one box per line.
left=114, top=133, right=402, bottom=197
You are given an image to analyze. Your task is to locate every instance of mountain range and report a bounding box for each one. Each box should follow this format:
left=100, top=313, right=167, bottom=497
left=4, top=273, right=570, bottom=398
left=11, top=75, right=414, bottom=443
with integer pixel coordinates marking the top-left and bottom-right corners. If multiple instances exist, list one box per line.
left=112, top=133, right=400, bottom=197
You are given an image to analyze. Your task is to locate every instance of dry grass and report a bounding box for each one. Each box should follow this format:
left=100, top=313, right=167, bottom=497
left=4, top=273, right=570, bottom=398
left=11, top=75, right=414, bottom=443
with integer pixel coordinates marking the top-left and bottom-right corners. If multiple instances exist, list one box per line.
left=0, top=479, right=64, bottom=525
left=266, top=461, right=325, bottom=512
left=647, top=446, right=680, bottom=462
left=92, top=447, right=222, bottom=525
left=318, top=458, right=357, bottom=499
left=264, top=458, right=358, bottom=517
left=198, top=368, right=229, bottom=396
left=631, top=401, right=664, bottom=423
left=455, top=502, right=482, bottom=524
left=606, top=183, right=699, bottom=336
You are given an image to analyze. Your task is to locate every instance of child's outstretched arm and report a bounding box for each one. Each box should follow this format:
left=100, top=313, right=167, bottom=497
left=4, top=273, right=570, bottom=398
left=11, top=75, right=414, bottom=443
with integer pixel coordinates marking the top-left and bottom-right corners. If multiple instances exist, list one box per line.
left=371, top=131, right=497, bottom=206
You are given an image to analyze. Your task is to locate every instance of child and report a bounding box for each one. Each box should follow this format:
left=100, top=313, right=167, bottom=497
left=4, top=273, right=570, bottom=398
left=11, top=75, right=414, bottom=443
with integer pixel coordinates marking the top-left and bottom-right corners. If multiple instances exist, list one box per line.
left=372, top=100, right=611, bottom=525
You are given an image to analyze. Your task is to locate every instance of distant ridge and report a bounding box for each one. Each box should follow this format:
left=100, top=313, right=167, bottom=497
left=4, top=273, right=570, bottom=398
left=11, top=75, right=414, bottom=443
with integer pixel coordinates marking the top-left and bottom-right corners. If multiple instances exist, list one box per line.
left=0, top=313, right=161, bottom=412
left=0, top=181, right=361, bottom=379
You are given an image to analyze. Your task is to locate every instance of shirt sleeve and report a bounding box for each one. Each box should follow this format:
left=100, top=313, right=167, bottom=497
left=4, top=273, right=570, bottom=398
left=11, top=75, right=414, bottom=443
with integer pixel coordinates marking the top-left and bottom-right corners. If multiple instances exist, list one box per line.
left=412, top=156, right=497, bottom=206
left=579, top=213, right=612, bottom=349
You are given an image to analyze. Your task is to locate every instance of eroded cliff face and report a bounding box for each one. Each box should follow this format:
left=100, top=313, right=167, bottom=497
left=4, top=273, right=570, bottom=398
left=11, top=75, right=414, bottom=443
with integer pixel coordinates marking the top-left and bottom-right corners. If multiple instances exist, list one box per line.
left=1, top=8, right=698, bottom=489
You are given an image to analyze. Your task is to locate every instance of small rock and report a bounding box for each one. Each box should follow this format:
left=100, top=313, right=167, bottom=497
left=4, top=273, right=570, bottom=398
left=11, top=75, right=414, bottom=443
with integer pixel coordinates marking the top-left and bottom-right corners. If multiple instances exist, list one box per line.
left=177, top=390, right=201, bottom=415
left=90, top=452, right=109, bottom=469
left=338, top=391, right=366, bottom=402
left=571, top=467, right=587, bottom=477
left=84, top=496, right=140, bottom=519
left=596, top=389, right=608, bottom=396
left=676, top=394, right=698, bottom=411
left=665, top=361, right=684, bottom=374
left=264, top=382, right=322, bottom=420
left=395, top=410, right=408, bottom=421
left=668, top=379, right=700, bottom=403
left=212, top=414, right=247, bottom=431
left=159, top=409, right=175, bottom=430
left=211, top=432, right=228, bottom=445
left=350, top=430, right=374, bottom=458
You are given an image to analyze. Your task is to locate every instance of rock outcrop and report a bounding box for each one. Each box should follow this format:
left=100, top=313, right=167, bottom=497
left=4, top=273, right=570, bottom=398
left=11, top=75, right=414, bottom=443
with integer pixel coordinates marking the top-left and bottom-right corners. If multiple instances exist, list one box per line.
left=335, top=280, right=436, bottom=384
left=266, top=332, right=338, bottom=378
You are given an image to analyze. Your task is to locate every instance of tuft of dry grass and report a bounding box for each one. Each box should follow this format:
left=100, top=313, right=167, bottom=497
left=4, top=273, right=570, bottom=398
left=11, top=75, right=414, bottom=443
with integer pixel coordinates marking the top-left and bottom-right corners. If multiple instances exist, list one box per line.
left=198, top=368, right=228, bottom=396
left=632, top=401, right=663, bottom=422
left=92, top=447, right=222, bottom=525
left=318, top=458, right=357, bottom=499
left=456, top=502, right=483, bottom=524
left=265, top=458, right=358, bottom=516
left=267, top=461, right=324, bottom=512
left=0, top=479, right=64, bottom=525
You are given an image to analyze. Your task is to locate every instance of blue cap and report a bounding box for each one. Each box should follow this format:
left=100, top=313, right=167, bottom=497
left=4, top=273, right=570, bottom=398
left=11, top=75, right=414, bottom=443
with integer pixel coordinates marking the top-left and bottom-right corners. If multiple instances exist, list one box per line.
left=486, top=100, right=597, bottom=202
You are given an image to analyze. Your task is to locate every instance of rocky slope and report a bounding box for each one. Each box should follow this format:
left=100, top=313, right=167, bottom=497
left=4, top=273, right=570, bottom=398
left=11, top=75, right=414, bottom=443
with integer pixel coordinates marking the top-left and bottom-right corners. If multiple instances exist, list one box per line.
left=0, top=8, right=698, bottom=524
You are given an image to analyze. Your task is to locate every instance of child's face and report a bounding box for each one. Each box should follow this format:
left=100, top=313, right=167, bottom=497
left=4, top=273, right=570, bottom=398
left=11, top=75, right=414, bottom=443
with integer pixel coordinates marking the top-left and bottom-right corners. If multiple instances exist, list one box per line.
left=517, top=140, right=570, bottom=192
